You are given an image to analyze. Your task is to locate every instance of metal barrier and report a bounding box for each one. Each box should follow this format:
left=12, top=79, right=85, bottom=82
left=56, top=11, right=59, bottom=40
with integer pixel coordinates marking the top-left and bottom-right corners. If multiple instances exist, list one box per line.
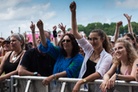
left=5, top=75, right=138, bottom=92
left=0, top=79, right=11, bottom=92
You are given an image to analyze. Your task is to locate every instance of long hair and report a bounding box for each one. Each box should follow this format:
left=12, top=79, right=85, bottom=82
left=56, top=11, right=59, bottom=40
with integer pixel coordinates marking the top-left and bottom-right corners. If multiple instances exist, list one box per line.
left=113, top=38, right=138, bottom=65
left=58, top=33, right=80, bottom=58
left=90, top=29, right=111, bottom=53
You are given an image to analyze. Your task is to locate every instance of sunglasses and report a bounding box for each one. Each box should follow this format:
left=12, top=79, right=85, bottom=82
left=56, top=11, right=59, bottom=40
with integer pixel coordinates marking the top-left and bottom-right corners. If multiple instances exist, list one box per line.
left=87, top=37, right=92, bottom=41
left=62, top=39, right=71, bottom=43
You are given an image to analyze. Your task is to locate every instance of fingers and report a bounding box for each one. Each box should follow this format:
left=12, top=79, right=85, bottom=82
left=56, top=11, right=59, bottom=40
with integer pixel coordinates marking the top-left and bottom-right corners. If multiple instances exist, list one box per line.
left=70, top=1, right=76, bottom=10
left=107, top=80, right=114, bottom=89
left=37, top=20, right=43, bottom=29
left=100, top=83, right=107, bottom=92
left=42, top=79, right=48, bottom=86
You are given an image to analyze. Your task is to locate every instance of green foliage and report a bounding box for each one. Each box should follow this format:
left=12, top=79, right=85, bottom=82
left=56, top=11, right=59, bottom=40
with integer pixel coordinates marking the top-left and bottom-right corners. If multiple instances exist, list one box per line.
left=68, top=22, right=138, bottom=36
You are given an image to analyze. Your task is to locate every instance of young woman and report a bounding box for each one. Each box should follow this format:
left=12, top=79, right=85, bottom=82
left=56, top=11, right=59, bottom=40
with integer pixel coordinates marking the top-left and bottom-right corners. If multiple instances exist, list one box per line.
left=70, top=1, right=112, bottom=92
left=100, top=38, right=138, bottom=92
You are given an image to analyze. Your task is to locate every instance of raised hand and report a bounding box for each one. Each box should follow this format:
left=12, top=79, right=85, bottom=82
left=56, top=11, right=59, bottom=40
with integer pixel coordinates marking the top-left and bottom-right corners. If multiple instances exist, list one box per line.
left=53, top=25, right=57, bottom=31
left=124, top=13, right=132, bottom=22
left=30, top=21, right=35, bottom=33
left=116, top=21, right=122, bottom=27
left=37, top=19, right=43, bottom=31
left=58, top=23, right=66, bottom=34
left=70, top=1, right=76, bottom=12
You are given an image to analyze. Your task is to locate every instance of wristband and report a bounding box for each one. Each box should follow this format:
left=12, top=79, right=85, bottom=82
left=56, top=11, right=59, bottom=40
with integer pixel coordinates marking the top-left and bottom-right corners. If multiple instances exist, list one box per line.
left=33, top=72, right=38, bottom=76
left=53, top=30, right=57, bottom=38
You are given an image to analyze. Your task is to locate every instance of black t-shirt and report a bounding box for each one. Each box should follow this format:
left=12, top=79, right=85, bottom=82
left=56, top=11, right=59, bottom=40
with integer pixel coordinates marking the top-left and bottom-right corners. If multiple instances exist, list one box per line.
left=20, top=48, right=56, bottom=76
left=83, top=59, right=96, bottom=78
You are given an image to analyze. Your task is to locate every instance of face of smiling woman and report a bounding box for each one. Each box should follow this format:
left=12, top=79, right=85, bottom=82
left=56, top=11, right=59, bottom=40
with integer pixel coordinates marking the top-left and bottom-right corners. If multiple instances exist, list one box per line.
left=88, top=32, right=104, bottom=50
left=114, top=42, right=127, bottom=60
left=61, top=35, right=73, bottom=52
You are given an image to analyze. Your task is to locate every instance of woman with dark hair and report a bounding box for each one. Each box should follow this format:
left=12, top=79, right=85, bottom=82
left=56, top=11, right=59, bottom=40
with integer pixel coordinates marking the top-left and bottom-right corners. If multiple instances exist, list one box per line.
left=37, top=20, right=83, bottom=85
left=70, top=2, right=112, bottom=92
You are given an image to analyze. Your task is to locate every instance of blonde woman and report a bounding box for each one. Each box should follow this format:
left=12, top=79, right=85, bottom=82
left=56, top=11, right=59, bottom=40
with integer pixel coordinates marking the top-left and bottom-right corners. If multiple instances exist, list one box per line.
left=100, top=38, right=138, bottom=92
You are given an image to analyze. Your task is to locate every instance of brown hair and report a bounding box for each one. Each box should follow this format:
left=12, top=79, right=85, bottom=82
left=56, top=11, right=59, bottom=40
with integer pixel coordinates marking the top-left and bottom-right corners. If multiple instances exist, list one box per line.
left=90, top=29, right=111, bottom=53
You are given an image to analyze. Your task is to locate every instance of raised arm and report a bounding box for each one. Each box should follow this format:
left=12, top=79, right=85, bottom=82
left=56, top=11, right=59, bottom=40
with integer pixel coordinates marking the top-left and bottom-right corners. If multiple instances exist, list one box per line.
left=124, top=13, right=138, bottom=47
left=114, top=21, right=122, bottom=42
left=30, top=21, right=37, bottom=48
left=124, top=13, right=133, bottom=34
left=37, top=20, right=47, bottom=47
left=70, top=1, right=82, bottom=39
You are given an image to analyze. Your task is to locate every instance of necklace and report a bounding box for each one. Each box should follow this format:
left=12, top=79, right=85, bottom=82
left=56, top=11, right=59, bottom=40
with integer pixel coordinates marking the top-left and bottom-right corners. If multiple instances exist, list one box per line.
left=93, top=55, right=100, bottom=61
left=11, top=50, right=23, bottom=61
left=93, top=51, right=100, bottom=61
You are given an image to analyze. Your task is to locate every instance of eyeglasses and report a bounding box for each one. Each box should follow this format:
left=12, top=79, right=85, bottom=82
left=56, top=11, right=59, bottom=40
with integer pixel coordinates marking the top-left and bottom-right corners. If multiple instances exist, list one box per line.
left=62, top=39, right=71, bottom=43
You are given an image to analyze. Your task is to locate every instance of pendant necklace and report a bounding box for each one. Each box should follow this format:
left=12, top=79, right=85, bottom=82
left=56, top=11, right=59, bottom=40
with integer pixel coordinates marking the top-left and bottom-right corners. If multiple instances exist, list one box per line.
left=12, top=50, right=23, bottom=61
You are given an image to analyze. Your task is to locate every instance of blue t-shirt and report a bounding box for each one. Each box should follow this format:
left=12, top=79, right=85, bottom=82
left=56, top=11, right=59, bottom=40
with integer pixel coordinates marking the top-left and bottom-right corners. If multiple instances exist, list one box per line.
left=38, top=39, right=84, bottom=78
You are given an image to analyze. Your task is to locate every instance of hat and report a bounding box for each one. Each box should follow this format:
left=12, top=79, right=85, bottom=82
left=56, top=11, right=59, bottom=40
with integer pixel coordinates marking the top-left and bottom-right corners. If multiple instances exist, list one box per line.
left=2, top=37, right=10, bottom=46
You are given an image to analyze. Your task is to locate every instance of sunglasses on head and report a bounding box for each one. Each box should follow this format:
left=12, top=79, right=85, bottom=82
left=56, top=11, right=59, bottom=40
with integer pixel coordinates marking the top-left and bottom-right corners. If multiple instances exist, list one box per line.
left=62, top=39, right=71, bottom=43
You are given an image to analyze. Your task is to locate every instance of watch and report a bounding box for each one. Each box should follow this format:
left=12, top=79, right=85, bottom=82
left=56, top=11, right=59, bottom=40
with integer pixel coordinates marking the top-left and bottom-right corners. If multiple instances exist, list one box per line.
left=33, top=72, right=38, bottom=76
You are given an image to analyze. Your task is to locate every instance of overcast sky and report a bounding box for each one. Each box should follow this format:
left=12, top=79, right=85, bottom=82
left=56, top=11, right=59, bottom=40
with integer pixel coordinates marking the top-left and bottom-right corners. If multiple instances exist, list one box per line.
left=1, top=0, right=138, bottom=38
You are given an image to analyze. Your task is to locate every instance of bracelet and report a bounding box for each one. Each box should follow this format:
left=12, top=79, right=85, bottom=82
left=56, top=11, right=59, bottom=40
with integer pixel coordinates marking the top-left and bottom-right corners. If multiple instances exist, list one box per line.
left=82, top=79, right=87, bottom=83
left=53, top=74, right=57, bottom=80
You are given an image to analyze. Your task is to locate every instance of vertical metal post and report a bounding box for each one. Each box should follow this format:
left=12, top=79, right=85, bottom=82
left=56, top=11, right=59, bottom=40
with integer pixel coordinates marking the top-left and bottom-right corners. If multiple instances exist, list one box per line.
left=60, top=82, right=66, bottom=92
left=25, top=79, right=31, bottom=92
left=128, top=86, right=132, bottom=92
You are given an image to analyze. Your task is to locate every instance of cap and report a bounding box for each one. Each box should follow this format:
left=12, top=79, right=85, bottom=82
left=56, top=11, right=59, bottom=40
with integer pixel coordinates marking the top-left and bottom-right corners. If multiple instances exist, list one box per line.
left=2, top=37, right=10, bottom=46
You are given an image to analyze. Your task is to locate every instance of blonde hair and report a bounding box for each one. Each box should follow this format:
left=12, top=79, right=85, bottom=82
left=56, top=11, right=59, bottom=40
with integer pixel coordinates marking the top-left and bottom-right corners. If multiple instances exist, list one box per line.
left=113, top=38, right=138, bottom=66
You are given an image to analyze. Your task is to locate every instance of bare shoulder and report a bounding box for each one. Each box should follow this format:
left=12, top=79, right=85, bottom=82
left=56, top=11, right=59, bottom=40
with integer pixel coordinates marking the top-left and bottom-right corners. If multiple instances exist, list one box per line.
left=4, top=51, right=12, bottom=58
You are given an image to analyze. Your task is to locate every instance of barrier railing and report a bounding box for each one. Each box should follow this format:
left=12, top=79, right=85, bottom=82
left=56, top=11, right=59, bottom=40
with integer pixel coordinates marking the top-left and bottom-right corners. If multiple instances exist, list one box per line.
left=5, top=75, right=138, bottom=92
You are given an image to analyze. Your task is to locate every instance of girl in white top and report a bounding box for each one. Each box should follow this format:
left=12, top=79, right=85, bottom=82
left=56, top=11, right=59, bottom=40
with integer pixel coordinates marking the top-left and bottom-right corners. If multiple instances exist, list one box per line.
left=70, top=1, right=112, bottom=92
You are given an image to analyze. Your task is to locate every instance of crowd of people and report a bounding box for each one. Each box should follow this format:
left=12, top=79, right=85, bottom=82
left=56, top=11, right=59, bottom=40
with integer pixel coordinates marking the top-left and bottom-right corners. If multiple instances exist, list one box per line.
left=0, top=1, right=138, bottom=92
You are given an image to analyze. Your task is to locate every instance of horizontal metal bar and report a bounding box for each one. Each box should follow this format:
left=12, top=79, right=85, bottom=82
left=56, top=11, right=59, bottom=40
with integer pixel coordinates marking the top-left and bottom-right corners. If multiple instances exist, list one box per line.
left=11, top=75, right=138, bottom=86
